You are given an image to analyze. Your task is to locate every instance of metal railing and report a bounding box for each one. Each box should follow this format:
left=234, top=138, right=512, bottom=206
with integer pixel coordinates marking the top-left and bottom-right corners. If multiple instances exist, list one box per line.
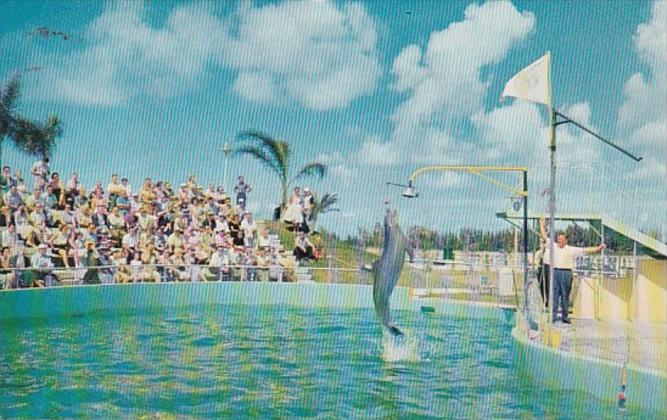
left=0, top=263, right=370, bottom=290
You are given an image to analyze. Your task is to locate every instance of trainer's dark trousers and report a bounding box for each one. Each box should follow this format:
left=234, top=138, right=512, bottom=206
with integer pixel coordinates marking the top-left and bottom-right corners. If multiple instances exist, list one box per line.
left=538, top=263, right=550, bottom=308
left=552, top=268, right=573, bottom=322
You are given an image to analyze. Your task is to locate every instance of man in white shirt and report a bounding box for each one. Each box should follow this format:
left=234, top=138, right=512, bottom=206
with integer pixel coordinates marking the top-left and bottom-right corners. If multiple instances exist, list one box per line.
left=540, top=218, right=605, bottom=324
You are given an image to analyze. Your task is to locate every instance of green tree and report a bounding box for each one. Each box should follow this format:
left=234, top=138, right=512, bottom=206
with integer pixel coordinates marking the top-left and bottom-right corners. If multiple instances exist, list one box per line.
left=1, top=73, right=63, bottom=166
left=309, top=192, right=339, bottom=225
left=235, top=130, right=327, bottom=210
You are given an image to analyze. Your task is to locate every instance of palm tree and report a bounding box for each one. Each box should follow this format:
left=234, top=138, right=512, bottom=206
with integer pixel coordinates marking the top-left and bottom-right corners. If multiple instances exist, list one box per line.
left=12, top=115, right=63, bottom=159
left=1, top=73, right=63, bottom=166
left=309, top=192, right=339, bottom=225
left=0, top=73, right=21, bottom=165
left=234, top=129, right=327, bottom=210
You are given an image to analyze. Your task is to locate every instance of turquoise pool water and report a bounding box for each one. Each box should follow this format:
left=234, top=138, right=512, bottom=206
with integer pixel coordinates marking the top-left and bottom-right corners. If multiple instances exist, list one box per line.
left=0, top=302, right=659, bottom=418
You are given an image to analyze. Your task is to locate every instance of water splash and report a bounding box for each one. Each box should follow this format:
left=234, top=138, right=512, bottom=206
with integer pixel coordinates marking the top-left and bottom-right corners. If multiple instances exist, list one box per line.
left=380, top=329, right=425, bottom=363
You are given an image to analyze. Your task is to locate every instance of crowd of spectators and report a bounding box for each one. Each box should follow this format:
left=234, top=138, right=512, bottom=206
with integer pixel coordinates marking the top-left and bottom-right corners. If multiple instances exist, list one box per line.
left=0, top=160, right=320, bottom=289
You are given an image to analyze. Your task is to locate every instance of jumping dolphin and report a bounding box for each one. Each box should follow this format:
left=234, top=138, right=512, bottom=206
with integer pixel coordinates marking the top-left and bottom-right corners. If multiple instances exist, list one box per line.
left=372, top=209, right=414, bottom=336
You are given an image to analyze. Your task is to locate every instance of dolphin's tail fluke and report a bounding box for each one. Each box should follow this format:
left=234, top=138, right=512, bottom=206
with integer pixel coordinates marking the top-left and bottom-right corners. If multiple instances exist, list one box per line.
left=388, top=325, right=404, bottom=337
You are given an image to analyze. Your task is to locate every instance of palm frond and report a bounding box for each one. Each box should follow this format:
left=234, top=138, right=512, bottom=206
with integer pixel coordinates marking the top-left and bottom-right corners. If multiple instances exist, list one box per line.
left=290, top=162, right=327, bottom=185
left=11, top=114, right=62, bottom=159
left=236, top=130, right=290, bottom=182
left=318, top=193, right=339, bottom=210
left=309, top=192, right=340, bottom=222
left=1, top=73, right=21, bottom=113
left=234, top=144, right=284, bottom=179
left=1, top=73, right=21, bottom=137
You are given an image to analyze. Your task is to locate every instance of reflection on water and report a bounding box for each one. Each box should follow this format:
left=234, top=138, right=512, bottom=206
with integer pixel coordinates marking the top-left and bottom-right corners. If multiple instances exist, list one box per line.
left=0, top=304, right=660, bottom=418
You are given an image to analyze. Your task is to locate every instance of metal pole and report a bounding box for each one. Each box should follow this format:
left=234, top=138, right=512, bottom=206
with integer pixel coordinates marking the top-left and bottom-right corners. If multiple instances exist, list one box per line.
left=523, top=170, right=529, bottom=310
left=630, top=184, right=638, bottom=321
left=548, top=109, right=557, bottom=324
left=553, top=111, right=642, bottom=162
left=598, top=223, right=605, bottom=321
left=223, top=142, right=231, bottom=192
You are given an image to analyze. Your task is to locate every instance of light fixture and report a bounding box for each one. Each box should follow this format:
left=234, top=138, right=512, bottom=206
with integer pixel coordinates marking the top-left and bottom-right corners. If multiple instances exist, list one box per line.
left=402, top=181, right=418, bottom=198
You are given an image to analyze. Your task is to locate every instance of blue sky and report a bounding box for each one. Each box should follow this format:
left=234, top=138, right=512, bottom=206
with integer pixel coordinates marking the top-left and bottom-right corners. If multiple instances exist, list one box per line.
left=1, top=1, right=665, bottom=237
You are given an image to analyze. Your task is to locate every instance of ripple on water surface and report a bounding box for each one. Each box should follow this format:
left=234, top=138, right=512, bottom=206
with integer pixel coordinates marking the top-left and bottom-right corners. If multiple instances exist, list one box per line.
left=0, top=304, right=663, bottom=418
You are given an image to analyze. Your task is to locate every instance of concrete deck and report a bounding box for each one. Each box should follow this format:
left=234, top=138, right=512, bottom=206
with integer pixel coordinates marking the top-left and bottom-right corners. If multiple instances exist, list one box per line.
left=556, top=318, right=667, bottom=373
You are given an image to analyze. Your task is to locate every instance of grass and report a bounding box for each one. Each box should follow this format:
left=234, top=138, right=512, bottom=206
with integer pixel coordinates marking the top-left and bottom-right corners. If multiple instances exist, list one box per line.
left=263, top=220, right=521, bottom=307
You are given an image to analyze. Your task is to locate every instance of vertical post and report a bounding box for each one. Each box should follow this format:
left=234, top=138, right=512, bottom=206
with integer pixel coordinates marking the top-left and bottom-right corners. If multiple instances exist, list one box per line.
left=223, top=142, right=231, bottom=192
left=548, top=109, right=557, bottom=324
left=522, top=170, right=529, bottom=310
left=628, top=240, right=637, bottom=321
left=598, top=223, right=605, bottom=321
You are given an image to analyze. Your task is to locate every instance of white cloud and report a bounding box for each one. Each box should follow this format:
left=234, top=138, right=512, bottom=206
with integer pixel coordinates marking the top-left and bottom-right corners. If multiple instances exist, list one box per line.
left=356, top=1, right=535, bottom=168
left=618, top=0, right=666, bottom=179
left=31, top=1, right=381, bottom=110
left=472, top=99, right=545, bottom=162
left=34, top=3, right=225, bottom=105
left=391, top=1, right=535, bottom=124
left=315, top=151, right=355, bottom=180
left=357, top=136, right=399, bottom=167
left=224, top=2, right=381, bottom=110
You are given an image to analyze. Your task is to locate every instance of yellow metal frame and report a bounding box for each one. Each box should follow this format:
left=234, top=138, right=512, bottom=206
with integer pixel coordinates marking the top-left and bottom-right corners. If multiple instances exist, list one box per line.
left=407, top=165, right=528, bottom=197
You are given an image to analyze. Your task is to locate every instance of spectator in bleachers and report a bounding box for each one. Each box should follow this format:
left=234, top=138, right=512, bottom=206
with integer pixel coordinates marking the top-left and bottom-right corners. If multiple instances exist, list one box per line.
left=122, top=226, right=140, bottom=250
left=0, top=246, right=14, bottom=289
left=48, top=223, right=70, bottom=268
left=66, top=172, right=80, bottom=197
left=76, top=205, right=93, bottom=228
left=234, top=175, right=251, bottom=205
left=0, top=166, right=18, bottom=194
left=240, top=212, right=256, bottom=248
left=31, top=243, right=55, bottom=287
left=49, top=172, right=65, bottom=209
left=0, top=165, right=323, bottom=288
left=258, top=229, right=271, bottom=250
left=29, top=202, right=47, bottom=226
left=303, top=187, right=314, bottom=221
left=116, top=190, right=131, bottom=214
left=293, top=231, right=316, bottom=262
left=120, top=177, right=132, bottom=196
left=5, top=185, right=23, bottom=212
left=91, top=205, right=109, bottom=229
left=14, top=206, right=31, bottom=240
left=282, top=189, right=303, bottom=230
left=10, top=243, right=28, bottom=287
left=30, top=157, right=49, bottom=193
left=228, top=213, right=244, bottom=247
left=2, top=224, right=19, bottom=249
left=73, top=186, right=87, bottom=208
left=82, top=241, right=101, bottom=284
left=209, top=245, right=230, bottom=282
left=97, top=246, right=115, bottom=284
left=107, top=174, right=124, bottom=197
left=24, top=189, right=44, bottom=211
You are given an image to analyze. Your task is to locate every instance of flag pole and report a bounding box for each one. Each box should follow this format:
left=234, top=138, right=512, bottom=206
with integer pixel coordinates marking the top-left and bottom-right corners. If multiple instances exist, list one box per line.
left=546, top=51, right=556, bottom=326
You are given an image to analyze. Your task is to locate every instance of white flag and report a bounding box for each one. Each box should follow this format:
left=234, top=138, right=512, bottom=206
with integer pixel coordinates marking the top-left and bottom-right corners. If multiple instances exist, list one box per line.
left=501, top=52, right=551, bottom=106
